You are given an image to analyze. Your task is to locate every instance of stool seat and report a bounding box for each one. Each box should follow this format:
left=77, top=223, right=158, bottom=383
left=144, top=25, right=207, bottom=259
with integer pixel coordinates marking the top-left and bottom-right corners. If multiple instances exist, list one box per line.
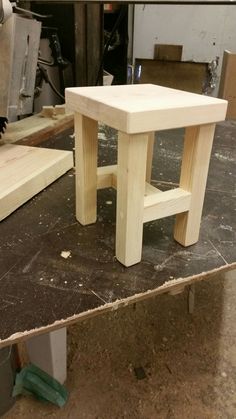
left=66, top=84, right=227, bottom=267
left=66, top=84, right=227, bottom=133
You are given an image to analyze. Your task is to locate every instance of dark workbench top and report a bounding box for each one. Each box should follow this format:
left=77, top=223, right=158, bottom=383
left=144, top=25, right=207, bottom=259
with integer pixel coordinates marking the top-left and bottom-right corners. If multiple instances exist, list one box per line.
left=0, top=121, right=235, bottom=347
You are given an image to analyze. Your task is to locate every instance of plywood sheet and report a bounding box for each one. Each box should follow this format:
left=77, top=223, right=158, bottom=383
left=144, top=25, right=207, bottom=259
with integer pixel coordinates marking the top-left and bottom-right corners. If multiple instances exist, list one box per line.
left=0, top=144, right=73, bottom=220
left=154, top=44, right=183, bottom=61
left=0, top=122, right=235, bottom=348
left=218, top=50, right=236, bottom=120
left=136, top=59, right=208, bottom=94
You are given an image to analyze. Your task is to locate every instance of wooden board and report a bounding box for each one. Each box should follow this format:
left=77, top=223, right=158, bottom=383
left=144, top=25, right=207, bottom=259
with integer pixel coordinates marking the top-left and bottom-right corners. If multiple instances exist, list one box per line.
left=218, top=50, right=236, bottom=120
left=74, top=3, right=103, bottom=86
left=154, top=44, right=183, bottom=61
left=116, top=131, right=148, bottom=266
left=174, top=124, right=215, bottom=246
left=0, top=121, right=235, bottom=348
left=136, top=59, right=208, bottom=94
left=143, top=188, right=191, bottom=223
left=74, top=113, right=98, bottom=225
left=1, top=112, right=74, bottom=146
left=0, top=144, right=73, bottom=220
left=66, top=84, right=227, bottom=134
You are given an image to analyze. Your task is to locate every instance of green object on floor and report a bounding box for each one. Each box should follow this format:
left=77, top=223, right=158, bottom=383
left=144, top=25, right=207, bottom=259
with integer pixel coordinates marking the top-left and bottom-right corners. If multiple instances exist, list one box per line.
left=12, top=364, right=68, bottom=408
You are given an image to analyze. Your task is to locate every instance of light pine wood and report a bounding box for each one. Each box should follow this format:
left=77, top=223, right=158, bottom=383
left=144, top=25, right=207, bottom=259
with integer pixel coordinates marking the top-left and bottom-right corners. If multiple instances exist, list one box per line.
left=41, top=106, right=55, bottom=118
left=143, top=188, right=191, bottom=223
left=16, top=342, right=30, bottom=368
left=74, top=112, right=98, bottom=225
left=144, top=182, right=161, bottom=197
left=97, top=165, right=159, bottom=195
left=0, top=144, right=73, bottom=221
left=2, top=112, right=74, bottom=144
left=174, top=124, right=215, bottom=246
left=116, top=132, right=148, bottom=267
left=68, top=84, right=226, bottom=266
left=146, top=132, right=155, bottom=182
left=97, top=165, right=117, bottom=189
left=66, top=84, right=227, bottom=134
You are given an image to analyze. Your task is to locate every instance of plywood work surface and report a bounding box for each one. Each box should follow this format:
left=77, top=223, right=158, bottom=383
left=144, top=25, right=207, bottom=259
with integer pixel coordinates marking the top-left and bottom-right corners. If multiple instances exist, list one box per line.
left=0, top=144, right=73, bottom=220
left=66, top=84, right=227, bottom=133
left=0, top=123, right=235, bottom=348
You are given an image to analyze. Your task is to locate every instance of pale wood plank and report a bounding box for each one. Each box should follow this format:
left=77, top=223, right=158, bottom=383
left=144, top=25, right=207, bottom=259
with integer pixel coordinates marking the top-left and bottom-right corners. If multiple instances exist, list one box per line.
left=146, top=132, right=155, bottom=182
left=116, top=131, right=148, bottom=267
left=97, top=165, right=117, bottom=189
left=174, top=124, right=215, bottom=246
left=112, top=172, right=117, bottom=189
left=74, top=113, right=98, bottom=225
left=97, top=165, right=160, bottom=196
left=144, top=182, right=161, bottom=197
left=0, top=144, right=73, bottom=221
left=66, top=84, right=227, bottom=134
left=2, top=112, right=74, bottom=144
left=143, top=188, right=191, bottom=223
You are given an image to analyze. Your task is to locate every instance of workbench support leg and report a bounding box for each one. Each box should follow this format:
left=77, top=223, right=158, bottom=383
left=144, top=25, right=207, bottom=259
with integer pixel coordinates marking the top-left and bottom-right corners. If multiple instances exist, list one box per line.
left=116, top=131, right=148, bottom=267
left=74, top=112, right=98, bottom=225
left=174, top=124, right=215, bottom=246
left=26, top=328, right=67, bottom=384
left=188, top=284, right=195, bottom=314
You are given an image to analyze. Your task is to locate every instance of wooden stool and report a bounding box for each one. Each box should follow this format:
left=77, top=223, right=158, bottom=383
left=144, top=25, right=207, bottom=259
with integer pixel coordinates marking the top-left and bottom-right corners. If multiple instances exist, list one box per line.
left=66, top=84, right=227, bottom=267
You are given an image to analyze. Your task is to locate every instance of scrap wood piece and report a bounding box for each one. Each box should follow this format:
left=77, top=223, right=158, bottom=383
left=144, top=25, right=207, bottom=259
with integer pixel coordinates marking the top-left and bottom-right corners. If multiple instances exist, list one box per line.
left=41, top=104, right=67, bottom=118
left=1, top=111, right=74, bottom=146
left=218, top=50, right=236, bottom=120
left=0, top=143, right=73, bottom=221
left=154, top=44, right=183, bottom=61
left=135, top=58, right=208, bottom=94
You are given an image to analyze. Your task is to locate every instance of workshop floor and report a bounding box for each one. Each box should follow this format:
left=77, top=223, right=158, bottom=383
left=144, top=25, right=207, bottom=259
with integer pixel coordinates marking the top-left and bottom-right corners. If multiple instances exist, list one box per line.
left=6, top=269, right=236, bottom=418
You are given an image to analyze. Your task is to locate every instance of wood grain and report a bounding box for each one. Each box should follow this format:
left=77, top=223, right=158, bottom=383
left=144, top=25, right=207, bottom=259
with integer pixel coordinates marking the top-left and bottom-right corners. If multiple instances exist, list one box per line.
left=74, top=112, right=98, bottom=225
left=2, top=112, right=74, bottom=146
left=97, top=165, right=117, bottom=189
left=66, top=84, right=227, bottom=134
left=146, top=132, right=155, bottom=182
left=136, top=58, right=207, bottom=93
left=144, top=188, right=191, bottom=223
left=116, top=131, right=148, bottom=267
left=97, top=164, right=160, bottom=195
left=174, top=124, right=216, bottom=246
left=0, top=144, right=73, bottom=221
left=74, top=3, right=103, bottom=86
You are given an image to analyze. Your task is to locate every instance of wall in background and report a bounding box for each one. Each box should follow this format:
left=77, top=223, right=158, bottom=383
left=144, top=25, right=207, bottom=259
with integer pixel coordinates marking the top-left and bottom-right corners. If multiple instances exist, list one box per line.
left=133, top=5, right=236, bottom=95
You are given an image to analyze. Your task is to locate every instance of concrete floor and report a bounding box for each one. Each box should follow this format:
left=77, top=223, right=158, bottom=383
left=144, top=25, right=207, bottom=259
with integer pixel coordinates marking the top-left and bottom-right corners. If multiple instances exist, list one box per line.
left=5, top=268, right=236, bottom=418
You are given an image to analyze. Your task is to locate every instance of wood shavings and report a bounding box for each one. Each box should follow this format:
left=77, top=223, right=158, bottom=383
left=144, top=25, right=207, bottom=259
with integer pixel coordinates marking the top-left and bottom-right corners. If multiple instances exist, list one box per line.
left=60, top=250, right=71, bottom=259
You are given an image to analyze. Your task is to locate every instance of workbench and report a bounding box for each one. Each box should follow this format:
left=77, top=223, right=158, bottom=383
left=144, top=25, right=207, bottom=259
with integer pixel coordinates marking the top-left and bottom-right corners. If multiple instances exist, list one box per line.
left=0, top=121, right=235, bottom=349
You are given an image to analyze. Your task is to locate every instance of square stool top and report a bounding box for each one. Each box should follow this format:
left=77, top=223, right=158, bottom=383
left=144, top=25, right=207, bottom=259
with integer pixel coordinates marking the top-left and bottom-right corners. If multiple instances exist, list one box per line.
left=66, top=84, right=227, bottom=134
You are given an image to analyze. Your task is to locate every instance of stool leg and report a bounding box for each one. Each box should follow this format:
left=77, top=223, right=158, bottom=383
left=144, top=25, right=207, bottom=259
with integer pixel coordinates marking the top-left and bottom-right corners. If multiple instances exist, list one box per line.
left=74, top=112, right=98, bottom=225
left=116, top=132, right=148, bottom=267
left=146, top=132, right=155, bottom=183
left=174, top=124, right=215, bottom=246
